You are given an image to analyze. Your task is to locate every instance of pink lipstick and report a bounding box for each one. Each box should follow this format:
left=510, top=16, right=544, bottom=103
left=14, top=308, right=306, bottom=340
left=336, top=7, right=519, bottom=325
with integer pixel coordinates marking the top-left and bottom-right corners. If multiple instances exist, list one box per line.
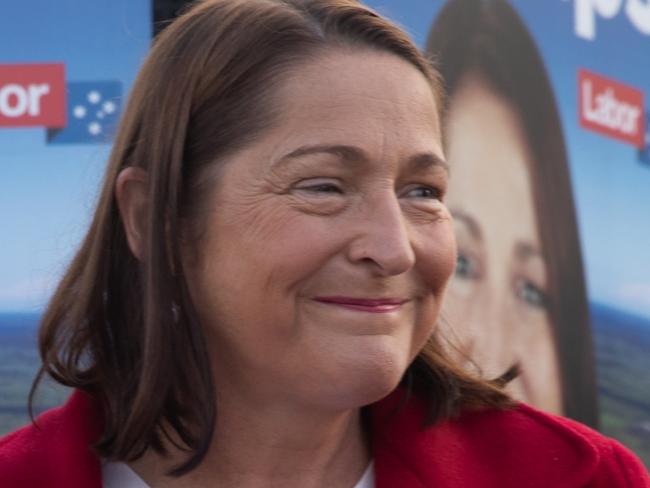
left=312, top=296, right=408, bottom=313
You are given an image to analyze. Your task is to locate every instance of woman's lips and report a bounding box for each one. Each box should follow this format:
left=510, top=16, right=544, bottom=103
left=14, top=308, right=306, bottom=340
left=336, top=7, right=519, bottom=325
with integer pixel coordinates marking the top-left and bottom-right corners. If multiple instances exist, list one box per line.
left=312, top=296, right=408, bottom=313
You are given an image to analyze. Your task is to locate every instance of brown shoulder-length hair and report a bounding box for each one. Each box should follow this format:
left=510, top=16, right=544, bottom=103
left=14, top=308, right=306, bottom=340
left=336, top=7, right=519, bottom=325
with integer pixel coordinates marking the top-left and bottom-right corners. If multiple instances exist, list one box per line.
left=426, top=0, right=598, bottom=427
left=31, top=0, right=515, bottom=475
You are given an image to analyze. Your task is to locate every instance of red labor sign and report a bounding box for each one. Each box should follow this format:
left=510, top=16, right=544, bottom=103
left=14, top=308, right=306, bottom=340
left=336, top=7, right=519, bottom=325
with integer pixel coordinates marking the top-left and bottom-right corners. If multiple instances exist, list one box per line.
left=0, top=63, right=66, bottom=128
left=579, top=68, right=646, bottom=148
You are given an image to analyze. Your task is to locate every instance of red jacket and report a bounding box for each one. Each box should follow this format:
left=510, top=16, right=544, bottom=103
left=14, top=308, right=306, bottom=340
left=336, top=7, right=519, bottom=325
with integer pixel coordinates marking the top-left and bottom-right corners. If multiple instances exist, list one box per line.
left=1, top=389, right=648, bottom=487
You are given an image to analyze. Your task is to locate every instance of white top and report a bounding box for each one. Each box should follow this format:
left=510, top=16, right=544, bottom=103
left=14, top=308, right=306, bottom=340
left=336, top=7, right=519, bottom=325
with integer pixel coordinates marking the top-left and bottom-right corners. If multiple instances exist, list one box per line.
left=102, top=460, right=375, bottom=488
left=102, top=461, right=150, bottom=488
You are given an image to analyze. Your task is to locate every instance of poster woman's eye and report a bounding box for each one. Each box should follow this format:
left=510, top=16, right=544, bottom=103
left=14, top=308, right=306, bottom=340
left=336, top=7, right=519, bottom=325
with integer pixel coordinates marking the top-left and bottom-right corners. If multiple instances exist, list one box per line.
left=455, top=252, right=480, bottom=279
left=515, top=278, right=547, bottom=309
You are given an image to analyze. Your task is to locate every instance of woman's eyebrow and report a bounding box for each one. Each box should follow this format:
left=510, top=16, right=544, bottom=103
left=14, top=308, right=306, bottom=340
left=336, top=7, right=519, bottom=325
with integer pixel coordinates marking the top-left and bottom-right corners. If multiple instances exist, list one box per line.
left=274, top=144, right=364, bottom=166
left=271, top=143, right=449, bottom=173
left=407, top=152, right=449, bottom=174
left=514, top=241, right=543, bottom=262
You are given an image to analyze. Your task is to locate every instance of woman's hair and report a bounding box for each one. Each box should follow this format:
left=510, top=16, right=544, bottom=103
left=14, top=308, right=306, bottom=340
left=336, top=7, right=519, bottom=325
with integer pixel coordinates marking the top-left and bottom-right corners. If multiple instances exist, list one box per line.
left=426, top=0, right=598, bottom=427
left=31, top=0, right=515, bottom=475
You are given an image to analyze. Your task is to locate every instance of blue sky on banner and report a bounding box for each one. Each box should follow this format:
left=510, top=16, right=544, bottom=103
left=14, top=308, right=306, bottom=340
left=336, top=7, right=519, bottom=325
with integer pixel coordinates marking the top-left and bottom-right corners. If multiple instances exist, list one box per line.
left=0, top=0, right=150, bottom=312
left=366, top=0, right=650, bottom=320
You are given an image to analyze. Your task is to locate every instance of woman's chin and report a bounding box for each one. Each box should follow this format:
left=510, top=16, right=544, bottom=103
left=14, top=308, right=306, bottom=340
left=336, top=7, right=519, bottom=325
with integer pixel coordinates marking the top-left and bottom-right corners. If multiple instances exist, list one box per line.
left=306, top=341, right=411, bottom=411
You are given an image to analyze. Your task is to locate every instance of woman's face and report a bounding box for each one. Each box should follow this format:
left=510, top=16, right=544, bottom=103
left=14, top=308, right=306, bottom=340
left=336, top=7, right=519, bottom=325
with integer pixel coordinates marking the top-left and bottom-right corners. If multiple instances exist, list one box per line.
left=443, top=75, right=562, bottom=413
left=184, top=50, right=456, bottom=411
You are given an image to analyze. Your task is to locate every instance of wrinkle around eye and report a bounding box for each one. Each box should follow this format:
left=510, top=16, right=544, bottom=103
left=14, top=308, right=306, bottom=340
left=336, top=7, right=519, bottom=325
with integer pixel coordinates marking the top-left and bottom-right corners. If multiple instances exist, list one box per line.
left=401, top=201, right=450, bottom=226
left=283, top=191, right=350, bottom=216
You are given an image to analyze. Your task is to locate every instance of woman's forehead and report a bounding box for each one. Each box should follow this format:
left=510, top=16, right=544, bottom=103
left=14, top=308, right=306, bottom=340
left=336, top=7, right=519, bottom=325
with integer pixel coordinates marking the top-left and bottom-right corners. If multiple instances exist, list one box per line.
left=272, top=49, right=439, bottom=124
left=253, top=50, right=443, bottom=163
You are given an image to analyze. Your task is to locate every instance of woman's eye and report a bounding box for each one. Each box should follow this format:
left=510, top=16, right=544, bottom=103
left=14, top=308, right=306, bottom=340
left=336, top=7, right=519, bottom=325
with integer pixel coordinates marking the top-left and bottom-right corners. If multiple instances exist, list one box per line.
left=515, top=279, right=547, bottom=309
left=455, top=252, right=479, bottom=279
left=296, top=182, right=342, bottom=194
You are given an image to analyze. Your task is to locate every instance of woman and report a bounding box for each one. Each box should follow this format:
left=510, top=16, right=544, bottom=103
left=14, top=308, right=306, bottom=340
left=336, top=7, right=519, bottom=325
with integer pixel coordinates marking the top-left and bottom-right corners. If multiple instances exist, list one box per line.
left=1, top=0, right=647, bottom=486
left=426, top=0, right=598, bottom=426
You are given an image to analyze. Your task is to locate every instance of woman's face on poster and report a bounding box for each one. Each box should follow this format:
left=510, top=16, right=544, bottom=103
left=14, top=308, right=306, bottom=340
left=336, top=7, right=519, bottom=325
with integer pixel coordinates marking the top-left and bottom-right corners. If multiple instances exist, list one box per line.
left=443, top=74, right=563, bottom=413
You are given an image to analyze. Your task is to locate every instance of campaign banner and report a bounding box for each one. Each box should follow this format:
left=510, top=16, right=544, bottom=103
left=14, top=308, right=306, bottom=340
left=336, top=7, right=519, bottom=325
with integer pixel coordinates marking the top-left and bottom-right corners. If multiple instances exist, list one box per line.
left=0, top=0, right=648, bottom=471
left=363, top=0, right=650, bottom=467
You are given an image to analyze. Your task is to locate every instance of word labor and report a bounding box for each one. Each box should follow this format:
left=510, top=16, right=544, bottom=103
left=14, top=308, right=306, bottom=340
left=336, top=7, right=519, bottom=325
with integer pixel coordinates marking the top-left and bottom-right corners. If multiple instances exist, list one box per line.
left=0, top=84, right=50, bottom=118
left=575, top=0, right=650, bottom=40
left=0, top=63, right=66, bottom=128
left=579, top=69, right=645, bottom=148
left=582, top=82, right=641, bottom=136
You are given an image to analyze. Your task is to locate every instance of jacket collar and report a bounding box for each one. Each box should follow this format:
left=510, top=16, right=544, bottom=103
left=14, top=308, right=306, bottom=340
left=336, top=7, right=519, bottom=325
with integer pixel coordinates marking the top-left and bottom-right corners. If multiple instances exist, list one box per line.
left=34, top=388, right=600, bottom=488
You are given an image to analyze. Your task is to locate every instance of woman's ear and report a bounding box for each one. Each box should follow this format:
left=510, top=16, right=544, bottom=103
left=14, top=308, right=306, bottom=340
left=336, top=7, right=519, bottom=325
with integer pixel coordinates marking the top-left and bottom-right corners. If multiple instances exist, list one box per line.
left=115, top=167, right=149, bottom=261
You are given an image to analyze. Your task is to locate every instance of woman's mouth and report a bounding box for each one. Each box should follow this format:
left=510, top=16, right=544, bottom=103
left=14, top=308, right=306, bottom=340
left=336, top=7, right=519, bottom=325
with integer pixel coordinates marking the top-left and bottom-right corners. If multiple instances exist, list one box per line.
left=312, top=296, right=409, bottom=313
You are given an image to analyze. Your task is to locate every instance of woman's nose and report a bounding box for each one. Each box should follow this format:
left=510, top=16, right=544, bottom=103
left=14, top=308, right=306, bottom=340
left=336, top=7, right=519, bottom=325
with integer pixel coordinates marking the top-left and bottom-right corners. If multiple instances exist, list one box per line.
left=346, top=194, right=416, bottom=276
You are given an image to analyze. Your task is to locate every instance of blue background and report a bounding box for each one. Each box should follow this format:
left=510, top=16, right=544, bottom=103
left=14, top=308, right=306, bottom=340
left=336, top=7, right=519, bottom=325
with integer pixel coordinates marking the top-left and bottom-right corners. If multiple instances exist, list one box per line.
left=2, top=1, right=648, bottom=321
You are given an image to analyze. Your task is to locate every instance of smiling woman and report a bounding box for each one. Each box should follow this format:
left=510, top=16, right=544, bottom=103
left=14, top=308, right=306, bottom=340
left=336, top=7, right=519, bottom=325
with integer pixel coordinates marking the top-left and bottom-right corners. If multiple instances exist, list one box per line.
left=0, top=1, right=648, bottom=487
left=170, top=48, right=457, bottom=417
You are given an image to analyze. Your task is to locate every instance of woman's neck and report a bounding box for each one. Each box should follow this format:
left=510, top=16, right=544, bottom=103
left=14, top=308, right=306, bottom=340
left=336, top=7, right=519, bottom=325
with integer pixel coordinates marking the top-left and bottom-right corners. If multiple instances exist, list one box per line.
left=129, top=391, right=370, bottom=488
